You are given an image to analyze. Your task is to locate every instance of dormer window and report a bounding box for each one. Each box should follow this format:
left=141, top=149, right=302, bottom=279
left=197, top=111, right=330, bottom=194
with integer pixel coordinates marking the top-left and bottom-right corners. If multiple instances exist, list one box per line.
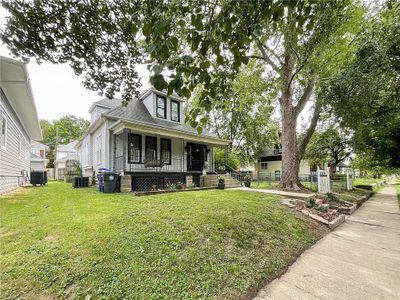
left=171, top=100, right=180, bottom=122
left=156, top=95, right=166, bottom=119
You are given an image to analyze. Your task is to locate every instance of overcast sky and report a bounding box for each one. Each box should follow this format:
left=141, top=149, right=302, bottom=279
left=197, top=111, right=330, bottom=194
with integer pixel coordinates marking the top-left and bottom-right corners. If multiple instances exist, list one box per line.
left=0, top=7, right=150, bottom=122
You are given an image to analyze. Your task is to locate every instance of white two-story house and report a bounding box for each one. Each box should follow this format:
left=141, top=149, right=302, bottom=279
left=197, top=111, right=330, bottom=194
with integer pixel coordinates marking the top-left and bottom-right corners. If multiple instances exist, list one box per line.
left=256, top=145, right=312, bottom=180
left=76, top=88, right=230, bottom=191
left=0, top=56, right=42, bottom=194
left=30, top=140, right=49, bottom=172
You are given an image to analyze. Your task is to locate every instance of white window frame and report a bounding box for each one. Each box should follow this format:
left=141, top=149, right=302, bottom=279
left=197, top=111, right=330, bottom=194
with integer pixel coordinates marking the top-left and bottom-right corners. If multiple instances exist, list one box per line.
left=96, top=135, right=102, bottom=164
left=0, top=109, right=7, bottom=150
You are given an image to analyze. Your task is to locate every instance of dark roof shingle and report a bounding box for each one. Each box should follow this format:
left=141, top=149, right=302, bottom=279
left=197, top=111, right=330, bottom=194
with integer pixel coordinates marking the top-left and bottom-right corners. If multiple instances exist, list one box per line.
left=104, top=98, right=217, bottom=138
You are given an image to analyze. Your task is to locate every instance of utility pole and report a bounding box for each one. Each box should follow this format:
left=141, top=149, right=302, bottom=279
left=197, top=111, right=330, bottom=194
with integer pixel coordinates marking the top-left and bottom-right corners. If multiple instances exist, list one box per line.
left=55, top=127, right=59, bottom=179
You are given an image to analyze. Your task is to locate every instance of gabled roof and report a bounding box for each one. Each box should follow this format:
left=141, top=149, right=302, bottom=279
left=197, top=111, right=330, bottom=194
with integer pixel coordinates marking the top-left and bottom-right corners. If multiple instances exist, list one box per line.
left=31, top=140, right=49, bottom=150
left=0, top=56, right=42, bottom=140
left=104, top=97, right=218, bottom=139
left=55, top=153, right=78, bottom=163
left=57, top=140, right=77, bottom=152
left=30, top=152, right=48, bottom=162
left=88, top=98, right=122, bottom=113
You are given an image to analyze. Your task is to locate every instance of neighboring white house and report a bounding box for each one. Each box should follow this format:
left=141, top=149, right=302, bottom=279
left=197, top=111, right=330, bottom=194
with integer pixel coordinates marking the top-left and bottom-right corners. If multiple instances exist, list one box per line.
left=0, top=56, right=42, bottom=194
left=54, top=140, right=78, bottom=180
left=76, top=88, right=230, bottom=191
left=256, top=145, right=312, bottom=180
left=30, top=140, right=49, bottom=171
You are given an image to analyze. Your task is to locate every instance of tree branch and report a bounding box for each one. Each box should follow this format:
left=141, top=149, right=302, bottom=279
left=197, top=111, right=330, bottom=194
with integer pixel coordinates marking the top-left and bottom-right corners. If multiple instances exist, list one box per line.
left=295, top=79, right=314, bottom=116
left=264, top=44, right=283, bottom=65
left=256, top=40, right=281, bottom=72
left=297, top=102, right=321, bottom=160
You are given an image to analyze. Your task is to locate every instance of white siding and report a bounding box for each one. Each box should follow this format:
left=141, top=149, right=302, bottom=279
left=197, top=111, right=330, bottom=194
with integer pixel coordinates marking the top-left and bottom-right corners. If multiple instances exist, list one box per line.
left=91, top=106, right=111, bottom=123
left=0, top=89, right=31, bottom=194
left=31, top=161, right=45, bottom=171
left=142, top=92, right=155, bottom=116
left=91, top=122, right=108, bottom=170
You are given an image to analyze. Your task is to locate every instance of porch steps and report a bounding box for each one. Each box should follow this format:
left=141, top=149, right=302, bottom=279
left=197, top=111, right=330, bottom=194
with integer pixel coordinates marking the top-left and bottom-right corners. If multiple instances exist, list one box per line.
left=203, top=174, right=242, bottom=188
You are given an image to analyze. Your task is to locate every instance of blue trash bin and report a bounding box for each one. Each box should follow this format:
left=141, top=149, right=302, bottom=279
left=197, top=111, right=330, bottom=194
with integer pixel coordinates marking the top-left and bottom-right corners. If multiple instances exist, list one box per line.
left=97, top=168, right=111, bottom=193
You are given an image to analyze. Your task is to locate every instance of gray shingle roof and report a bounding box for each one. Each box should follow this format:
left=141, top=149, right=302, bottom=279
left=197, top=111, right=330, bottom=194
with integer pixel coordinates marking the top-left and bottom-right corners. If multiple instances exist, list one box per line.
left=30, top=152, right=46, bottom=161
left=89, top=98, right=122, bottom=112
left=57, top=140, right=78, bottom=152
left=56, top=153, right=78, bottom=163
left=104, top=98, right=217, bottom=138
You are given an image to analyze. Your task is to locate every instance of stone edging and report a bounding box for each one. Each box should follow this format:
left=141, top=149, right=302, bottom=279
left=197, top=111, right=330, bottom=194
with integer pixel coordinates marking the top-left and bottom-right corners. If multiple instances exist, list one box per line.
left=134, top=186, right=217, bottom=196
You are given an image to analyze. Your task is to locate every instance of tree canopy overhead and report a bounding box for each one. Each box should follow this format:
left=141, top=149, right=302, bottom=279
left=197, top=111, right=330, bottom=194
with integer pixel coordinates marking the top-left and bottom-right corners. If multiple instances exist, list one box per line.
left=1, top=0, right=365, bottom=189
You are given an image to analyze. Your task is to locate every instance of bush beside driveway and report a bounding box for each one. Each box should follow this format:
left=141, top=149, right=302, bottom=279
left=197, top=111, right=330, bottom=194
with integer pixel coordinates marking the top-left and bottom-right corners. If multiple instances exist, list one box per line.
left=0, top=182, right=327, bottom=299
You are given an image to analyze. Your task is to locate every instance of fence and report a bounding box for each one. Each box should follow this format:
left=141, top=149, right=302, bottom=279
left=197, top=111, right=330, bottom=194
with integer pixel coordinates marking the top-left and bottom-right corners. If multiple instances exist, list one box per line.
left=254, top=169, right=353, bottom=193
left=253, top=172, right=318, bottom=191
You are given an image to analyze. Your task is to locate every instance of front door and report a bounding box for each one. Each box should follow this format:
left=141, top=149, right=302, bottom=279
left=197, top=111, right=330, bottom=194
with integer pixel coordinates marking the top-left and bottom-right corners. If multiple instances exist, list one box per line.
left=187, top=143, right=205, bottom=171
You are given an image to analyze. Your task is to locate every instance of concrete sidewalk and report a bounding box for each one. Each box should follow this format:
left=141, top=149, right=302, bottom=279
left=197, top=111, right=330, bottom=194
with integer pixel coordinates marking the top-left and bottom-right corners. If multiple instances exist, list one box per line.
left=254, top=185, right=400, bottom=300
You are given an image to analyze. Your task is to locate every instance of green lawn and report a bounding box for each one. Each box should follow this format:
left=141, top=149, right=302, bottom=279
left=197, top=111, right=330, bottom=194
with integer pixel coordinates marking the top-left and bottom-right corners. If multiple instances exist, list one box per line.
left=251, top=180, right=317, bottom=192
left=0, top=182, right=321, bottom=300
left=353, top=177, right=385, bottom=186
left=332, top=188, right=371, bottom=204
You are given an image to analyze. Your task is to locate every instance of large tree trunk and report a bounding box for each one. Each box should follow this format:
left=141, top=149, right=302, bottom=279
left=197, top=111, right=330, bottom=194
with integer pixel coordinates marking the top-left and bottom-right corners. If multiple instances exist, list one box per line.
left=280, top=100, right=302, bottom=190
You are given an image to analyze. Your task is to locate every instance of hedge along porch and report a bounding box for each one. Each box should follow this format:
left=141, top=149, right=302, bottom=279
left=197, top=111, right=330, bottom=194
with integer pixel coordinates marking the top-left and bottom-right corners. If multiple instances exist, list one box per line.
left=109, top=120, right=230, bottom=192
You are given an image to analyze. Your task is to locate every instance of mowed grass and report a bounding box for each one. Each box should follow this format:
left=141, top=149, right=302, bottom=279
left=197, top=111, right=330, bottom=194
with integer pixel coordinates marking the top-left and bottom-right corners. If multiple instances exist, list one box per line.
left=353, top=177, right=385, bottom=186
left=1, top=182, right=318, bottom=299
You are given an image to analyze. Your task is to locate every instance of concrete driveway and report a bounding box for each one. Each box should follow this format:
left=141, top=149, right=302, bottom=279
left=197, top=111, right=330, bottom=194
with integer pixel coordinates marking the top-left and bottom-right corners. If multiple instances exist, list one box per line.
left=254, top=185, right=400, bottom=300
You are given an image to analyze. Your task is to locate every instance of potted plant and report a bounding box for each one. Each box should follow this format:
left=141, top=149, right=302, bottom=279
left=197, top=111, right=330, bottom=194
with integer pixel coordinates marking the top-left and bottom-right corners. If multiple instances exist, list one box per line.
left=217, top=176, right=225, bottom=189
left=244, top=175, right=252, bottom=187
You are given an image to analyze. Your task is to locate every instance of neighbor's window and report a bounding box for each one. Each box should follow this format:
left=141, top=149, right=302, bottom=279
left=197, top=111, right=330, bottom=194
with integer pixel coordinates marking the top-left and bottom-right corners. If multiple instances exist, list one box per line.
left=146, top=136, right=157, bottom=160
left=156, top=95, right=166, bottom=119
left=128, top=134, right=141, bottom=163
left=0, top=110, right=6, bottom=149
left=96, top=134, right=102, bottom=164
left=161, top=138, right=171, bottom=164
left=261, top=162, right=268, bottom=170
left=171, top=100, right=180, bottom=122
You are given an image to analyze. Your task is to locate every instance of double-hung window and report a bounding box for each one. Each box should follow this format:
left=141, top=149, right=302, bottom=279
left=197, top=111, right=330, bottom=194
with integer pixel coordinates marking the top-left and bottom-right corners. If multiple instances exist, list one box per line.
left=96, top=135, right=102, bottom=164
left=145, top=136, right=157, bottom=160
left=0, top=110, right=7, bottom=149
left=128, top=134, right=141, bottom=163
left=156, top=95, right=166, bottom=119
left=261, top=162, right=268, bottom=170
left=170, top=100, right=180, bottom=122
left=161, top=139, right=171, bottom=164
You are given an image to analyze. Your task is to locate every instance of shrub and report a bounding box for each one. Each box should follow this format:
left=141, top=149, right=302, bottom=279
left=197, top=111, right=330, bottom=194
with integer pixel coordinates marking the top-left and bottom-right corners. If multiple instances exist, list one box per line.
left=314, top=205, right=328, bottom=213
left=217, top=176, right=225, bottom=184
left=244, top=175, right=252, bottom=183
left=166, top=183, right=178, bottom=190
left=306, top=197, right=317, bottom=208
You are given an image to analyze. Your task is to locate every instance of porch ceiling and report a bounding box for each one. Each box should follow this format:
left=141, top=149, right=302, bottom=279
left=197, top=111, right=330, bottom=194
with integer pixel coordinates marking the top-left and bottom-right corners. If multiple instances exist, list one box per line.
left=110, top=120, right=230, bottom=146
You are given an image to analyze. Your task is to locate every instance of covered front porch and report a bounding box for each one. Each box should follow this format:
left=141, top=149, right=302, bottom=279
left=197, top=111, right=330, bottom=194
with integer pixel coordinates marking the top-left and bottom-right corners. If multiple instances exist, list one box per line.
left=110, top=122, right=230, bottom=175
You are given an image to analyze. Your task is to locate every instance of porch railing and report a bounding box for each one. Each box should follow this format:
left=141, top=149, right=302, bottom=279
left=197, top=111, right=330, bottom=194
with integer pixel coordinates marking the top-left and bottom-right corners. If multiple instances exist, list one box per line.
left=117, top=157, right=184, bottom=172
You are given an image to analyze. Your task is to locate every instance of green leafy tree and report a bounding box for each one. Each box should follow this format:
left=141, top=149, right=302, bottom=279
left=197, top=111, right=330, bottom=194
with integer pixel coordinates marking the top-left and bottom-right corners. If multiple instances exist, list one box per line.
left=305, top=126, right=352, bottom=170
left=191, top=61, right=279, bottom=165
left=214, top=148, right=240, bottom=171
left=1, top=0, right=363, bottom=189
left=327, top=2, right=400, bottom=171
left=40, top=115, right=90, bottom=167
